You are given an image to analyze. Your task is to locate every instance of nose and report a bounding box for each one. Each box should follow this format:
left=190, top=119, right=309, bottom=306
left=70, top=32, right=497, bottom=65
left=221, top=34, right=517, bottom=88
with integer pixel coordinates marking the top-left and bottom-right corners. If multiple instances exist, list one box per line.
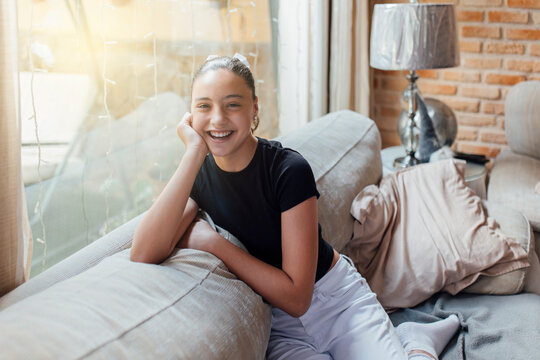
left=210, top=106, right=227, bottom=128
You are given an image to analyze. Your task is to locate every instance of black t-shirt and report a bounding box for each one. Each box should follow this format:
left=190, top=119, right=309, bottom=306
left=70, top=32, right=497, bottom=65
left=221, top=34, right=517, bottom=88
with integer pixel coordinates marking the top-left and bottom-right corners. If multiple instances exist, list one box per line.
left=190, top=137, right=334, bottom=282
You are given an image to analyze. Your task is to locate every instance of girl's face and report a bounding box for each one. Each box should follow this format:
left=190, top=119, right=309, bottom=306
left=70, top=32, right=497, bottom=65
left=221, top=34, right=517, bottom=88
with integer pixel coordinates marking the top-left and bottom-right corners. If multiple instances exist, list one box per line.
left=191, top=69, right=258, bottom=168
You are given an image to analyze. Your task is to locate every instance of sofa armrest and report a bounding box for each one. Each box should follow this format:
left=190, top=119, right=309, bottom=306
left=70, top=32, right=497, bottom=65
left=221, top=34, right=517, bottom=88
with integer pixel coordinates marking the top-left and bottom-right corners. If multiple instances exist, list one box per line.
left=0, top=212, right=144, bottom=310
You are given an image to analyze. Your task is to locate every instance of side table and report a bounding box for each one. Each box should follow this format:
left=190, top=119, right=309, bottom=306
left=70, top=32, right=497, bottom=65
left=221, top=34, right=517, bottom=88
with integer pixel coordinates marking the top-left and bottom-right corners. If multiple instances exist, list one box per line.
left=381, top=146, right=488, bottom=199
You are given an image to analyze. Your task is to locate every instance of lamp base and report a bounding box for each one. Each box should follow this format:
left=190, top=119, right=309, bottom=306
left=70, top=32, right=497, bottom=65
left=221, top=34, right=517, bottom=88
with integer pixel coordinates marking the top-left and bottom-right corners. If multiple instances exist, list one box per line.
left=393, top=154, right=420, bottom=169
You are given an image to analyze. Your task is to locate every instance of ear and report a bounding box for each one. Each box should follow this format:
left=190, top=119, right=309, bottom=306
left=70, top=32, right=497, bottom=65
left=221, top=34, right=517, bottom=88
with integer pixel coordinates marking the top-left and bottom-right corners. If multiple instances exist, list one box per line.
left=253, top=96, right=259, bottom=116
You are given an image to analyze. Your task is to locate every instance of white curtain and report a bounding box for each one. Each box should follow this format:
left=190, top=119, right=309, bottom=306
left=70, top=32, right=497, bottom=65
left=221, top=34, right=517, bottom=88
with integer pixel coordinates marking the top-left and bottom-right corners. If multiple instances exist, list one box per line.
left=0, top=1, right=32, bottom=297
left=277, top=0, right=327, bottom=134
left=277, top=0, right=370, bottom=134
left=329, top=0, right=370, bottom=115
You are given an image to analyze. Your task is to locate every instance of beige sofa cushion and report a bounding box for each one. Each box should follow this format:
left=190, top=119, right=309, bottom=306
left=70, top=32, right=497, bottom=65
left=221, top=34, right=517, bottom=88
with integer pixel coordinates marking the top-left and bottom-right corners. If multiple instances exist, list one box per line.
left=464, top=201, right=536, bottom=295
left=504, top=80, right=540, bottom=159
left=278, top=110, right=382, bottom=251
left=488, top=150, right=540, bottom=232
left=0, top=249, right=271, bottom=360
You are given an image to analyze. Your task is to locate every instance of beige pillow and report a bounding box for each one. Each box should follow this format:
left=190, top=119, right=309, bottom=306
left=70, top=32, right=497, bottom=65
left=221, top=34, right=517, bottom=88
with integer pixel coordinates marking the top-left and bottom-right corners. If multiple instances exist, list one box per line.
left=0, top=249, right=271, bottom=359
left=343, top=159, right=530, bottom=311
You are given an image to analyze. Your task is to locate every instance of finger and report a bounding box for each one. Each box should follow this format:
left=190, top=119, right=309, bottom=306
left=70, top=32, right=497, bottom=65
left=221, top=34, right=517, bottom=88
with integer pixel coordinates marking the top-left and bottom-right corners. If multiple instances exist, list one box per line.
left=181, top=112, right=193, bottom=126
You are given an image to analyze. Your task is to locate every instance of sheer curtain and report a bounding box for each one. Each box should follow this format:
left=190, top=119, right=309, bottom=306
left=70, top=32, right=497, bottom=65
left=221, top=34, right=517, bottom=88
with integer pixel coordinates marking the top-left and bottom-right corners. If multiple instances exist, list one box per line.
left=0, top=1, right=32, bottom=297
left=15, top=0, right=277, bottom=279
left=276, top=0, right=370, bottom=134
left=329, top=0, right=370, bottom=115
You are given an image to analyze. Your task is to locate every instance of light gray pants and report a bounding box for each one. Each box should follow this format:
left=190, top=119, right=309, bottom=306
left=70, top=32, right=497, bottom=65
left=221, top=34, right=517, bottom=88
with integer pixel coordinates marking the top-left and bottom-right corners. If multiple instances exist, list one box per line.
left=266, top=255, right=411, bottom=360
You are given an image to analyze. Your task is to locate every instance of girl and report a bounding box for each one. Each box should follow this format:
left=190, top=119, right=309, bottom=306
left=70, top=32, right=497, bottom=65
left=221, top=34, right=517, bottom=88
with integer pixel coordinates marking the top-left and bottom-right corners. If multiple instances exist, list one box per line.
left=130, top=54, right=460, bottom=360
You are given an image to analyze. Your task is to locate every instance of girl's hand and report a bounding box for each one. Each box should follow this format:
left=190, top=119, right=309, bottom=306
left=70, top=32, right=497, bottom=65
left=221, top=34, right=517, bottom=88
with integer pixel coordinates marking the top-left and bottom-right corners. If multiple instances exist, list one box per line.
left=177, top=112, right=208, bottom=155
left=178, top=218, right=224, bottom=253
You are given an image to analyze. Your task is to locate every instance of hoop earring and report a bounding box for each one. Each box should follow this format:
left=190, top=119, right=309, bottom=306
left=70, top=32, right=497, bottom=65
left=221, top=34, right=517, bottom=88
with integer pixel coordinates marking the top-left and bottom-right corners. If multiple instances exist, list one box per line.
left=251, top=115, right=259, bottom=133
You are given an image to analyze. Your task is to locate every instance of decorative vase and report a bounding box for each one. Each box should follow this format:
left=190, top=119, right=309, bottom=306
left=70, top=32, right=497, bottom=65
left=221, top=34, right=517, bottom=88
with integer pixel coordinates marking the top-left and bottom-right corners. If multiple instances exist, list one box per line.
left=397, top=97, right=458, bottom=162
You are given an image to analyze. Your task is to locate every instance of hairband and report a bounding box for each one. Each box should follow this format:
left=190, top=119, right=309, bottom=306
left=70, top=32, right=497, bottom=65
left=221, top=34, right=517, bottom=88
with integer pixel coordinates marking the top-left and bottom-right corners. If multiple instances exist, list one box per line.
left=205, top=53, right=251, bottom=69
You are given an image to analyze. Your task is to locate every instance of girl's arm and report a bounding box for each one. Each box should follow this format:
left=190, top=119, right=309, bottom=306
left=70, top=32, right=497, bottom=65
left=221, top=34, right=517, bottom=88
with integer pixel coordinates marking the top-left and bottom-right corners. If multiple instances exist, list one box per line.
left=130, top=113, right=207, bottom=264
left=181, top=196, right=319, bottom=317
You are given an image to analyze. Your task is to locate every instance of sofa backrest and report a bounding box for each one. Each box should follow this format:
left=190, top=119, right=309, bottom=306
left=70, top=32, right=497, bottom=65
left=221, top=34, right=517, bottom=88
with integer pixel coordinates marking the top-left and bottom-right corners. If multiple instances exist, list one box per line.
left=505, top=80, right=540, bottom=160
left=1, top=110, right=382, bottom=309
left=277, top=110, right=382, bottom=252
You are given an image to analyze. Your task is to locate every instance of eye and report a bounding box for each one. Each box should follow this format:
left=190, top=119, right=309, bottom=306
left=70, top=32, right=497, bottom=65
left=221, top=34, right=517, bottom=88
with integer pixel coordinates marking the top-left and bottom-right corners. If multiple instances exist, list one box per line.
left=227, top=103, right=240, bottom=108
left=197, top=103, right=210, bottom=109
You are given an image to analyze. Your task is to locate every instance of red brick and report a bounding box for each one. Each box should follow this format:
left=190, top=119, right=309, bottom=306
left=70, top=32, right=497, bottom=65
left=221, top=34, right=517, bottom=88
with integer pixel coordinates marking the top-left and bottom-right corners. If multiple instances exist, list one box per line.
left=485, top=73, right=527, bottom=85
left=487, top=10, right=529, bottom=23
left=416, top=69, right=438, bottom=79
left=482, top=102, right=505, bottom=115
left=457, top=127, right=479, bottom=141
left=380, top=77, right=409, bottom=92
left=508, top=0, right=540, bottom=8
left=417, top=82, right=457, bottom=95
left=485, top=42, right=526, bottom=54
left=464, top=57, right=502, bottom=69
left=444, top=98, right=480, bottom=113
left=374, top=91, right=401, bottom=106
left=443, top=70, right=481, bottom=83
left=380, top=106, right=401, bottom=118
left=461, top=85, right=501, bottom=100
left=460, top=41, right=482, bottom=53
left=458, top=10, right=484, bottom=22
left=458, top=114, right=497, bottom=126
left=377, top=116, right=400, bottom=132
left=456, top=142, right=501, bottom=158
left=480, top=129, right=507, bottom=144
left=534, top=12, right=540, bottom=23
left=529, top=74, right=540, bottom=81
left=462, top=25, right=502, bottom=39
left=532, top=44, right=540, bottom=57
left=462, top=0, right=502, bottom=6
left=506, top=59, right=535, bottom=72
left=506, top=28, right=540, bottom=40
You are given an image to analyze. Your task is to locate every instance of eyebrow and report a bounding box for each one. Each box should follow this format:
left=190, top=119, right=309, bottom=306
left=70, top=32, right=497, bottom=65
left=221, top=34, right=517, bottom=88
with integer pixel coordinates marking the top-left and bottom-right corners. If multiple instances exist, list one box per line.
left=194, top=94, right=244, bottom=102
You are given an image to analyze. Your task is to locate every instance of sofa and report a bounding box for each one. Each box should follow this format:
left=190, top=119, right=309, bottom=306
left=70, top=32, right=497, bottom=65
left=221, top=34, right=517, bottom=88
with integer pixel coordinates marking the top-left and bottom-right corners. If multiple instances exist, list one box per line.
left=1, top=109, right=539, bottom=359
left=487, top=81, right=540, bottom=275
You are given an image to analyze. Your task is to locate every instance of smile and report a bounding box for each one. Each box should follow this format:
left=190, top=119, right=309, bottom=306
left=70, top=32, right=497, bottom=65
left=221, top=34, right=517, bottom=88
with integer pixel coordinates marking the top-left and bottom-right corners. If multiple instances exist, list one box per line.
left=208, top=131, right=233, bottom=139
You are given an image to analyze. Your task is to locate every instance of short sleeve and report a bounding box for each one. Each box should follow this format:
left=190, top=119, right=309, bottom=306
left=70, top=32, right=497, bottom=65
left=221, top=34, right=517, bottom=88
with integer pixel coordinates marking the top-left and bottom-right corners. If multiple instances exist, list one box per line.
left=189, top=165, right=203, bottom=206
left=275, top=149, right=319, bottom=212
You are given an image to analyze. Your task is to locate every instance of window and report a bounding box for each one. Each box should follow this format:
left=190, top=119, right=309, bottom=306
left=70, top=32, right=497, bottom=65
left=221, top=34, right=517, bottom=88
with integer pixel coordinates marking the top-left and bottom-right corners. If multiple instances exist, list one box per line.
left=19, top=0, right=278, bottom=277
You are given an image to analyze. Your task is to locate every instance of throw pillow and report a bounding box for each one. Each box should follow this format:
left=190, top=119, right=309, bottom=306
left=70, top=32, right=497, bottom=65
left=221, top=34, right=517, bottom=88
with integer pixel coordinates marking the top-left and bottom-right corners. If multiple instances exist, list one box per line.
left=343, top=159, right=529, bottom=311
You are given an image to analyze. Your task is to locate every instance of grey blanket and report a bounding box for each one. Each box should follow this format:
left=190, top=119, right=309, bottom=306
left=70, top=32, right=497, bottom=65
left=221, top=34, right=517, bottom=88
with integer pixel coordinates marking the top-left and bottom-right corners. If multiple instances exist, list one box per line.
left=389, top=292, right=540, bottom=360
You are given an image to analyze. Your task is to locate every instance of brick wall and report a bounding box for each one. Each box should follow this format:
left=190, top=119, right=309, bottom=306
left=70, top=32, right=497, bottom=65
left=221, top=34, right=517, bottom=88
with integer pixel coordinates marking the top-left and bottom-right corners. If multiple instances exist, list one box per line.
left=371, top=0, right=540, bottom=157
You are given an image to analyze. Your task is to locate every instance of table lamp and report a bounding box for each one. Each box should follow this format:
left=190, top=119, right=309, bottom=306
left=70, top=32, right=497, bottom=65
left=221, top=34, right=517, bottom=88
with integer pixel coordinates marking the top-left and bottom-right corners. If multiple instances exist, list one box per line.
left=370, top=1, right=459, bottom=169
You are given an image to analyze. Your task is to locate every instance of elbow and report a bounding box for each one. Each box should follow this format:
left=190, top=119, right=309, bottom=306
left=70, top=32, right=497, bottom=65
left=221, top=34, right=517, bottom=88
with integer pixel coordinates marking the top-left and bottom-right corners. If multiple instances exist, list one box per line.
left=130, top=231, right=150, bottom=263
left=286, top=297, right=312, bottom=318
left=129, top=243, right=151, bottom=263
left=130, top=246, right=166, bottom=264
left=130, top=232, right=169, bottom=264
left=129, top=248, right=147, bottom=263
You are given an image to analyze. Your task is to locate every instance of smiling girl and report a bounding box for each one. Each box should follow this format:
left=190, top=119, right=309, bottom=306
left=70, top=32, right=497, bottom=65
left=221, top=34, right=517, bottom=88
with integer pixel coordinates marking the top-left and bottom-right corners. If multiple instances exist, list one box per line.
left=130, top=55, right=459, bottom=360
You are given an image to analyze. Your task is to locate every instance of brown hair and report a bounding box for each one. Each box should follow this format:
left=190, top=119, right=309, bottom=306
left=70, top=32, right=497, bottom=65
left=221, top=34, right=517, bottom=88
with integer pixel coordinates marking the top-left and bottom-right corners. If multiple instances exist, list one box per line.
left=192, top=56, right=256, bottom=100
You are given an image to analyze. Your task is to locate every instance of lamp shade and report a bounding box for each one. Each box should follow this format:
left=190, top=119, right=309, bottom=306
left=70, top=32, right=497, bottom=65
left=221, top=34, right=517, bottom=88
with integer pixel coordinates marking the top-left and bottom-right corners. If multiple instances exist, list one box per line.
left=370, top=3, right=459, bottom=70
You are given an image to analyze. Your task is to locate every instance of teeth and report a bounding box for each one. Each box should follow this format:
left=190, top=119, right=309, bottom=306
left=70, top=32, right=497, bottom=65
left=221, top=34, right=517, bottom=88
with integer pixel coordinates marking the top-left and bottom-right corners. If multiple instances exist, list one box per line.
left=209, top=131, right=233, bottom=138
